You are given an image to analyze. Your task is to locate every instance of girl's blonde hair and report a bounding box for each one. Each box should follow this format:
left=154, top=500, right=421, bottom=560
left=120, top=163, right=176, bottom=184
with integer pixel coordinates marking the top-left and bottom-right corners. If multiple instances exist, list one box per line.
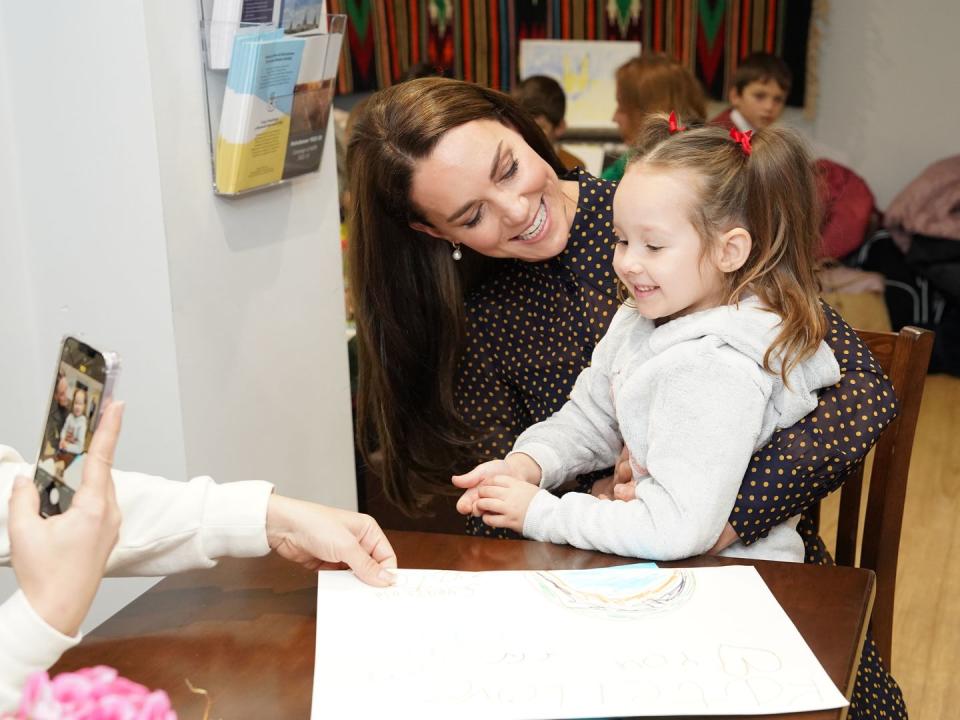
left=627, top=113, right=826, bottom=382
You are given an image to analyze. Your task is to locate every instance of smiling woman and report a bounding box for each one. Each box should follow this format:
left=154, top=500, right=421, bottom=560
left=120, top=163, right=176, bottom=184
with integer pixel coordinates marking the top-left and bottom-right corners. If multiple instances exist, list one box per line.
left=407, top=120, right=579, bottom=261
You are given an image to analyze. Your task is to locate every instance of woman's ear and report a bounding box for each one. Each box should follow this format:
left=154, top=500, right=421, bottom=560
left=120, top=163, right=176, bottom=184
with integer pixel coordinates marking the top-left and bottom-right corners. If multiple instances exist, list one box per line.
left=409, top=221, right=447, bottom=241
left=716, top=227, right=752, bottom=273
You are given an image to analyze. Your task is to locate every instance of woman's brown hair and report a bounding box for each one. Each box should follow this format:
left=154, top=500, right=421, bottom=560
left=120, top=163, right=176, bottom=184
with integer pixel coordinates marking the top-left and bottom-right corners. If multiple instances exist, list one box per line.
left=627, top=114, right=827, bottom=381
left=347, top=78, right=564, bottom=515
left=615, top=54, right=707, bottom=142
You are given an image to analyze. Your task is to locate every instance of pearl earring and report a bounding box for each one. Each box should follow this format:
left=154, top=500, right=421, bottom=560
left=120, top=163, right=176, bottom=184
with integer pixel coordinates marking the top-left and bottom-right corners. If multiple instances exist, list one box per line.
left=451, top=243, right=462, bottom=261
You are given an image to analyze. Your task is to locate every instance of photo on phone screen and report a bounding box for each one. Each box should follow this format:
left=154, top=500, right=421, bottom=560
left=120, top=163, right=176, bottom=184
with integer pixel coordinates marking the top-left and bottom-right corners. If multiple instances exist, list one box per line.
left=34, top=337, right=119, bottom=517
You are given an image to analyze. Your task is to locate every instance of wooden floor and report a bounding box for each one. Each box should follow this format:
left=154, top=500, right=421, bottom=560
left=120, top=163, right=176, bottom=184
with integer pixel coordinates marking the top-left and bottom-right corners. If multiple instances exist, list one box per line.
left=818, top=372, right=960, bottom=719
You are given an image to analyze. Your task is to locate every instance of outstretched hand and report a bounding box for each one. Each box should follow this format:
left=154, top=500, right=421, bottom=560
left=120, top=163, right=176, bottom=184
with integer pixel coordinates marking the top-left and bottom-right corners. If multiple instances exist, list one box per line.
left=452, top=454, right=542, bottom=516
left=9, top=402, right=125, bottom=637
left=265, top=496, right=397, bottom=586
left=452, top=459, right=516, bottom=516
left=473, top=475, right=541, bottom=533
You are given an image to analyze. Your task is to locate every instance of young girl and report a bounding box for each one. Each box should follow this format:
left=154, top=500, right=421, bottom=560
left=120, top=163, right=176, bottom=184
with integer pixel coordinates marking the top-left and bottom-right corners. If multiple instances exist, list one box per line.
left=59, top=388, right=88, bottom=456
left=454, top=115, right=841, bottom=562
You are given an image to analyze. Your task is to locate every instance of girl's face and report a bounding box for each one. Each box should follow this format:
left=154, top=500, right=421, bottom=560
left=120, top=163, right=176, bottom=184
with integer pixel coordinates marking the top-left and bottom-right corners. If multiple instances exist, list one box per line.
left=72, top=391, right=86, bottom=417
left=409, top=119, right=579, bottom=261
left=612, top=166, right=725, bottom=320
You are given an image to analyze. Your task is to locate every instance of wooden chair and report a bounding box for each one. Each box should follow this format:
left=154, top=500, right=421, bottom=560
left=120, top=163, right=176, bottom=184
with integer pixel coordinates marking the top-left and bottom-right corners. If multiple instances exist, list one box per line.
left=810, top=326, right=934, bottom=673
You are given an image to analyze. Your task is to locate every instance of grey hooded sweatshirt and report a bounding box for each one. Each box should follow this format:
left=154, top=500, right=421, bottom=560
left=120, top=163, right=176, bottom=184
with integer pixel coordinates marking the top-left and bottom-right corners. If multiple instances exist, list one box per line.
left=514, top=297, right=841, bottom=563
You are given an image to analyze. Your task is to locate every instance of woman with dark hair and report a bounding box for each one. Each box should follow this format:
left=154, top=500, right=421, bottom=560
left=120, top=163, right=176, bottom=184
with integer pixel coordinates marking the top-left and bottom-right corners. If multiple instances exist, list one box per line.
left=347, top=78, right=904, bottom=718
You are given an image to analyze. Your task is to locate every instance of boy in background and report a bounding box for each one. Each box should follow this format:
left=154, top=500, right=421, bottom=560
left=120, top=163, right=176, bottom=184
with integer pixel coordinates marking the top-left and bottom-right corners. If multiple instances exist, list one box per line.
left=711, top=52, right=791, bottom=131
left=513, top=75, right=585, bottom=171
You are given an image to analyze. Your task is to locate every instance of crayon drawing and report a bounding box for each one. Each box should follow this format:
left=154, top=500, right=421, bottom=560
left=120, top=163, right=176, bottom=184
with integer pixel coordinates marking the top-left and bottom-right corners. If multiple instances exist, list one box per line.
left=532, top=565, right=695, bottom=619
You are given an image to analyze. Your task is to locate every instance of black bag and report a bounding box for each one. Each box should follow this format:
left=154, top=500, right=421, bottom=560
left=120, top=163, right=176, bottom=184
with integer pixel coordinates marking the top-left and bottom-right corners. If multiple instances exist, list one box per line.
left=853, top=231, right=959, bottom=375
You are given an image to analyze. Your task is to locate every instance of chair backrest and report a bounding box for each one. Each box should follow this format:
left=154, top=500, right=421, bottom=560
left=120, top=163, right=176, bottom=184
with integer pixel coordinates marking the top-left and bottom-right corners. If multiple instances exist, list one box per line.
left=814, top=326, right=933, bottom=673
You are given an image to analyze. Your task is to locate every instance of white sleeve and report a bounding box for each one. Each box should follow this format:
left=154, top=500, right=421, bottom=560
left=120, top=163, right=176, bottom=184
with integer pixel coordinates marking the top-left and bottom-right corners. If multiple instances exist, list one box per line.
left=105, top=470, right=274, bottom=576
left=510, top=312, right=628, bottom=490
left=522, top=352, right=768, bottom=560
left=0, top=590, right=80, bottom=712
left=0, top=445, right=273, bottom=577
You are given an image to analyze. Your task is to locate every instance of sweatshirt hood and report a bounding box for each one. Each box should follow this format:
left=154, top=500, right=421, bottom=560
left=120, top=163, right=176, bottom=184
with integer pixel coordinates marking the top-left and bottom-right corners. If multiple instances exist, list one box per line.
left=647, top=297, right=841, bottom=421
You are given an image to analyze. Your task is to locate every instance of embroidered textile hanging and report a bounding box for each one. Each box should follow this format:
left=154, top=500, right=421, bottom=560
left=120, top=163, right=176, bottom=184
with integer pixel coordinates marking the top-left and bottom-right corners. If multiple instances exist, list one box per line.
left=327, top=0, right=824, bottom=112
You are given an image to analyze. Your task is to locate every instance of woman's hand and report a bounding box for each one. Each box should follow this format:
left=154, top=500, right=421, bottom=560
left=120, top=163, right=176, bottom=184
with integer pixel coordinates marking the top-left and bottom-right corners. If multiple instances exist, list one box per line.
left=8, top=402, right=124, bottom=637
left=452, top=454, right=541, bottom=516
left=473, top=475, right=541, bottom=533
left=592, top=446, right=635, bottom=500
left=707, top=524, right=740, bottom=554
left=265, top=496, right=397, bottom=586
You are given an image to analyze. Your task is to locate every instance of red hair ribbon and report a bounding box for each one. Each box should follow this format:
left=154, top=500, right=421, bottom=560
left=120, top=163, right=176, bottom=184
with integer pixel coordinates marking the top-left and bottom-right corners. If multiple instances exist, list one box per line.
left=729, top=127, right=753, bottom=156
left=668, top=111, right=686, bottom=134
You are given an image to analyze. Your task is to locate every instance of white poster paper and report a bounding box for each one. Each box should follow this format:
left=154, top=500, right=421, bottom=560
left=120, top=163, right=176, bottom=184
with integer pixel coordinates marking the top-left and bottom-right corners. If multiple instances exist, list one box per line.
left=519, top=39, right=641, bottom=131
left=312, top=565, right=847, bottom=718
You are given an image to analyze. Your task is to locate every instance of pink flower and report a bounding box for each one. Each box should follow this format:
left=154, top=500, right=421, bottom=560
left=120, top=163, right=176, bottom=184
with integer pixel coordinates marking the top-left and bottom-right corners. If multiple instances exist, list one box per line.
left=15, top=667, right=176, bottom=720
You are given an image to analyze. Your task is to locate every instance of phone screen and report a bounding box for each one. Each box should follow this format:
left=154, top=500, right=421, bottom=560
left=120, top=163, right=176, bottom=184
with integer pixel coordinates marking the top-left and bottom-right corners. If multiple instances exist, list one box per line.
left=34, top=337, right=117, bottom=517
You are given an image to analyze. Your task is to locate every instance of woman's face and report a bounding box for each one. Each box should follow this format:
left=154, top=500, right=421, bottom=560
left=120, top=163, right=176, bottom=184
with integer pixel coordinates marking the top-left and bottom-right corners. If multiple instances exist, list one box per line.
left=612, top=81, right=641, bottom=143
left=409, top=119, right=578, bottom=261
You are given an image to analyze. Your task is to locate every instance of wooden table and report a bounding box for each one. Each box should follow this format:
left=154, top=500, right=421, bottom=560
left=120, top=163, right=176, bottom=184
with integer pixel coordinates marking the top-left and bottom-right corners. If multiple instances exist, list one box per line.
left=53, top=531, right=874, bottom=719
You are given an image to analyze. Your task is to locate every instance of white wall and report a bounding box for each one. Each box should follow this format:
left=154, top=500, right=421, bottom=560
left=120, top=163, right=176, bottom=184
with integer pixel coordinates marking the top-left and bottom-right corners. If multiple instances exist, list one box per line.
left=765, top=2, right=960, bottom=210
left=809, top=1, right=960, bottom=209
left=0, top=1, right=185, bottom=630
left=141, top=0, right=355, bottom=505
left=0, top=0, right=354, bottom=632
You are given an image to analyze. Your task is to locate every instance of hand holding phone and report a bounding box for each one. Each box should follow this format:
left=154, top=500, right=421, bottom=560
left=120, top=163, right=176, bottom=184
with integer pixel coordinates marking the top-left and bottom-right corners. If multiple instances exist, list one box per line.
left=9, top=401, right=125, bottom=636
left=33, top=337, right=120, bottom=516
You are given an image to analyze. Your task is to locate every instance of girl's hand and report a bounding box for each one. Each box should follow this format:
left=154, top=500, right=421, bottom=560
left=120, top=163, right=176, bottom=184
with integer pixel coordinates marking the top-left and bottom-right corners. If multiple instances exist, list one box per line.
left=473, top=475, right=541, bottom=533
left=452, top=455, right=541, bottom=515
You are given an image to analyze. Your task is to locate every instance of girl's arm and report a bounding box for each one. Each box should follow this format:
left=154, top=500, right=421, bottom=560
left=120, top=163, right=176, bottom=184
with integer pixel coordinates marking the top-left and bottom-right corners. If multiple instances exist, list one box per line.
left=727, top=303, right=897, bottom=547
left=508, top=310, right=633, bottom=490
left=522, top=352, right=768, bottom=560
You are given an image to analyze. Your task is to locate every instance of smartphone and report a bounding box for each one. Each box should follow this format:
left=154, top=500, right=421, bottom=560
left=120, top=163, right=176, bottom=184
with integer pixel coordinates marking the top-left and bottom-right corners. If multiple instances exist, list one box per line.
left=33, top=336, right=121, bottom=517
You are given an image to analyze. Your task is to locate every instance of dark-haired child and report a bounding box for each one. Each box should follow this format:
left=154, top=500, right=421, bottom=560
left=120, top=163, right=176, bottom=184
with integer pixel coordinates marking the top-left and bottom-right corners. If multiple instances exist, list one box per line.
left=712, top=52, right=792, bottom=132
left=513, top=75, right=585, bottom=171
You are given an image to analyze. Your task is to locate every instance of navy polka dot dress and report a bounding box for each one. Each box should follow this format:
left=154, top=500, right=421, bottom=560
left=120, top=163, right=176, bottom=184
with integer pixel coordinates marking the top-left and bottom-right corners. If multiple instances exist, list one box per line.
left=454, top=169, right=907, bottom=719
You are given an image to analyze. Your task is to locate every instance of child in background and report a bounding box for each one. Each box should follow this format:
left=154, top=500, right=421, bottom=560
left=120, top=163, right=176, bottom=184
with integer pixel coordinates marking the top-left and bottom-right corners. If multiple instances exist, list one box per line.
left=513, top=75, right=585, bottom=172
left=59, top=388, right=88, bottom=455
left=454, top=115, right=841, bottom=562
left=604, top=55, right=706, bottom=181
left=711, top=52, right=791, bottom=132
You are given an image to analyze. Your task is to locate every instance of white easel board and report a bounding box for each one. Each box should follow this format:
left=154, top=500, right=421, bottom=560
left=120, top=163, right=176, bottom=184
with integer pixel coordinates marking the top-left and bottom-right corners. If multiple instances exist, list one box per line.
left=519, top=39, right=641, bottom=131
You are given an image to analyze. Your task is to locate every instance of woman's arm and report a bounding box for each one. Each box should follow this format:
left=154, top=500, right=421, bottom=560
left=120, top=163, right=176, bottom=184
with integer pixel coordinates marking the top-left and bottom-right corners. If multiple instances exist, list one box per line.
left=728, top=303, right=897, bottom=546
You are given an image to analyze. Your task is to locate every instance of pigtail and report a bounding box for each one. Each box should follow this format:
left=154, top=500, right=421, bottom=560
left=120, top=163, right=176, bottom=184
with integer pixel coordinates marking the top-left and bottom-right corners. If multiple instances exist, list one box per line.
left=626, top=112, right=685, bottom=168
left=736, top=127, right=827, bottom=379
